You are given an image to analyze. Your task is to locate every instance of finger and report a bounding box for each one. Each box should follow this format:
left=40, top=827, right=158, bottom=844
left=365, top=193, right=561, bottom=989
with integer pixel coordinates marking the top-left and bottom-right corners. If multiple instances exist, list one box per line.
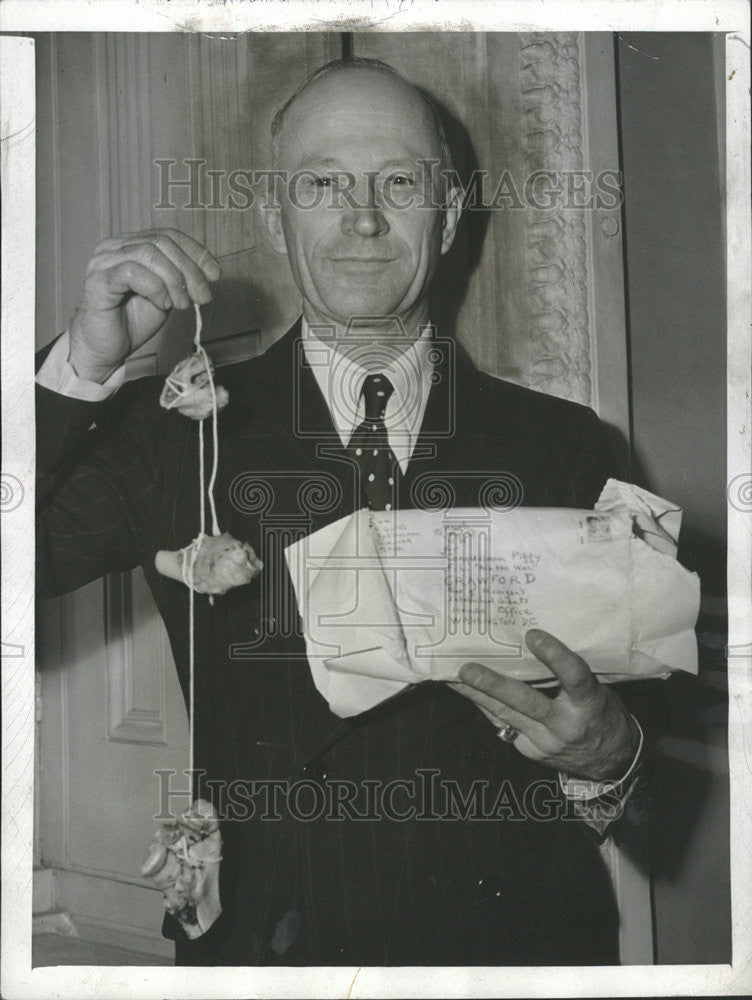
left=96, top=229, right=220, bottom=282
left=458, top=662, right=555, bottom=724
left=448, top=682, right=557, bottom=764
left=104, top=233, right=214, bottom=304
left=448, top=680, right=504, bottom=724
left=88, top=260, right=173, bottom=314
left=140, top=234, right=213, bottom=305
left=505, top=732, right=547, bottom=762
left=144, top=228, right=221, bottom=280
left=525, top=630, right=599, bottom=703
left=88, top=246, right=192, bottom=310
left=449, top=681, right=550, bottom=741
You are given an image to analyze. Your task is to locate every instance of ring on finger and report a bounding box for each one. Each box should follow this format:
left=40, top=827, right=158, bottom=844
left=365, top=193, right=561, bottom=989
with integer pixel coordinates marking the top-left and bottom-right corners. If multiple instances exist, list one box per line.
left=497, top=722, right=519, bottom=744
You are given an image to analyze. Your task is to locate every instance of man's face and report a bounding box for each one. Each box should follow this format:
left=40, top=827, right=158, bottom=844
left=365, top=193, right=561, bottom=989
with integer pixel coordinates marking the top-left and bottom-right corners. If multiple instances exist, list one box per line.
left=265, top=69, right=461, bottom=337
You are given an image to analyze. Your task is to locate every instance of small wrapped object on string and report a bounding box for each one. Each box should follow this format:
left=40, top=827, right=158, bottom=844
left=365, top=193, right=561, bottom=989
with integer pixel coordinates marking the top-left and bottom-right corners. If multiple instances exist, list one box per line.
left=155, top=303, right=262, bottom=598
left=141, top=798, right=222, bottom=939
left=146, top=302, right=263, bottom=938
left=160, top=353, right=229, bottom=420
left=156, top=532, right=263, bottom=595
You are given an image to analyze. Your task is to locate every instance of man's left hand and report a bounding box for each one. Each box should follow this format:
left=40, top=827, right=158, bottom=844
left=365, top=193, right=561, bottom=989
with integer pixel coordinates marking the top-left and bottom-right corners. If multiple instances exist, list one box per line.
left=452, top=629, right=640, bottom=782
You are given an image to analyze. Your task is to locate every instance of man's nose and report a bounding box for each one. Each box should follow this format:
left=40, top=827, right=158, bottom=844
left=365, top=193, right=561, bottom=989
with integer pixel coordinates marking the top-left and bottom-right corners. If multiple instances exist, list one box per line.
left=341, top=177, right=389, bottom=237
left=346, top=207, right=389, bottom=237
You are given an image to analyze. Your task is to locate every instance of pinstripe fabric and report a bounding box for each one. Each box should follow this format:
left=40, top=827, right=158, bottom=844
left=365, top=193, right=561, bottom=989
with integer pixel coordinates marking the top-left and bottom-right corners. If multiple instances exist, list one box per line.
left=37, top=321, right=635, bottom=966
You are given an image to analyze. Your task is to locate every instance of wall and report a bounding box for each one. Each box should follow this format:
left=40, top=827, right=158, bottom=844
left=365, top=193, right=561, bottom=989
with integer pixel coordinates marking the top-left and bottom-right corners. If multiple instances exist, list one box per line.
left=617, top=32, right=727, bottom=602
left=616, top=32, right=730, bottom=963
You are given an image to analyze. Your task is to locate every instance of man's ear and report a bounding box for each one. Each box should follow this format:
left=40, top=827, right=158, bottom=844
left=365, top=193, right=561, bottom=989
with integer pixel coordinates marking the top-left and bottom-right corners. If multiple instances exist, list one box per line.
left=261, top=199, right=288, bottom=256
left=440, top=184, right=463, bottom=256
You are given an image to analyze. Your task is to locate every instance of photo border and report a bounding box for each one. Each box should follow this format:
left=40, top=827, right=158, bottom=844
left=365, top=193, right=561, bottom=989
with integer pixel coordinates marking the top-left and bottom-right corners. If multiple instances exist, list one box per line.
left=2, top=2, right=750, bottom=997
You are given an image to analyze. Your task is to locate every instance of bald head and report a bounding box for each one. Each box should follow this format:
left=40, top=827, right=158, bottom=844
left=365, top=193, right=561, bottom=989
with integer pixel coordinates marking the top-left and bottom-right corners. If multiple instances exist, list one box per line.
left=271, top=57, right=454, bottom=180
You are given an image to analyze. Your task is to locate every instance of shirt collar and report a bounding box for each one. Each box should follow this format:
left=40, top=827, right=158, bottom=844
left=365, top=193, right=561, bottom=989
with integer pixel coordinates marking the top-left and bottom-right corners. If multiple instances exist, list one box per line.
left=301, top=317, right=435, bottom=453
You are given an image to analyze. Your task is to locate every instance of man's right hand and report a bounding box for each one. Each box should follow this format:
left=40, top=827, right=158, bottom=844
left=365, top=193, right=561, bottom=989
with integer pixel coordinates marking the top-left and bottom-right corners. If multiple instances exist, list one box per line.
left=68, top=228, right=220, bottom=383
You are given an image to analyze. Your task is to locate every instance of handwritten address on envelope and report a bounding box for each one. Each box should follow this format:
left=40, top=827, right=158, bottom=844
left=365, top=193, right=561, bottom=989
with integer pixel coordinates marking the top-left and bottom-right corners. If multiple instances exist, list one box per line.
left=285, top=485, right=700, bottom=718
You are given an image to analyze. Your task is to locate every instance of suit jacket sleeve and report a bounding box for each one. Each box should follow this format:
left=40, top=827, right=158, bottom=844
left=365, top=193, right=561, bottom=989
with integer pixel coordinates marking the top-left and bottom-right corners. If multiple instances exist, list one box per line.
left=36, top=373, right=163, bottom=598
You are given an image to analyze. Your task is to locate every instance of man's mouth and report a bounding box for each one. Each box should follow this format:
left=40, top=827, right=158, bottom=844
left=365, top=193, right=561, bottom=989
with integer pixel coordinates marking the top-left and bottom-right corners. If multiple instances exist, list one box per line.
left=328, top=256, right=397, bottom=264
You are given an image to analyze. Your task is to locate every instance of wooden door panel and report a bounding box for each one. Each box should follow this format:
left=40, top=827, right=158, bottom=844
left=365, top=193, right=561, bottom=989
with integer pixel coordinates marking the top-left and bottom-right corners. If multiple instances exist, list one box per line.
left=34, top=31, right=341, bottom=954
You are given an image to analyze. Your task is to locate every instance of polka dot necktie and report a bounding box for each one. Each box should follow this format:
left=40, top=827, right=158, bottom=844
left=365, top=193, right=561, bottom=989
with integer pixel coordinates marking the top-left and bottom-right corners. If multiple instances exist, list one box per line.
left=348, top=373, right=403, bottom=511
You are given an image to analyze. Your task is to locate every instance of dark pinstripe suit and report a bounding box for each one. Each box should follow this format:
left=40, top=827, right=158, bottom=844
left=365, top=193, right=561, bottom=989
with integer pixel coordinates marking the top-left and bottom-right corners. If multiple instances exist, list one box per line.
left=37, top=322, right=631, bottom=965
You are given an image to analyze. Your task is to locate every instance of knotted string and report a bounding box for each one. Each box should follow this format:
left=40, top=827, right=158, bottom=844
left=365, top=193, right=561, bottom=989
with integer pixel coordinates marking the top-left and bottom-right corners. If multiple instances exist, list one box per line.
left=180, top=302, right=222, bottom=793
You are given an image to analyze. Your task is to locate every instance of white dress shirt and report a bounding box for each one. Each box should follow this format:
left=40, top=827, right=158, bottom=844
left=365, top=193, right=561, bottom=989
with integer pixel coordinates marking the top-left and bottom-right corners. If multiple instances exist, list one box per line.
left=36, top=331, right=126, bottom=400
left=301, top=318, right=435, bottom=472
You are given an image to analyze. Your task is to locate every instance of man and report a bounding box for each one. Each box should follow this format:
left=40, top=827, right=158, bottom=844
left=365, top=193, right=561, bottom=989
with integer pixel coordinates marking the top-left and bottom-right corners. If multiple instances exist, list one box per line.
left=37, top=57, right=646, bottom=966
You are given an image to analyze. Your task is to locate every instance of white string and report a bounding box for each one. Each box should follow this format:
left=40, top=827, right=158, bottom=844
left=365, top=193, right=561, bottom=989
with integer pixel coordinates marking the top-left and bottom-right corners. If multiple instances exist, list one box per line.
left=184, top=540, right=199, bottom=791
left=194, top=345, right=220, bottom=537
left=160, top=372, right=194, bottom=408
left=184, top=302, right=223, bottom=798
left=192, top=304, right=220, bottom=537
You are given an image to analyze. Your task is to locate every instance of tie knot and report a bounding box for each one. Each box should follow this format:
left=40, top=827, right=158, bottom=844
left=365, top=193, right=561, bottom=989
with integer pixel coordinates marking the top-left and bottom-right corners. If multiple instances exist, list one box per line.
left=360, top=373, right=394, bottom=421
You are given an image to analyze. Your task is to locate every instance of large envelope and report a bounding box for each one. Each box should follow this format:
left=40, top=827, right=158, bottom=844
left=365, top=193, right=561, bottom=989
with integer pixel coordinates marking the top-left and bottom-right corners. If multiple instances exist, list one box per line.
left=284, top=481, right=700, bottom=718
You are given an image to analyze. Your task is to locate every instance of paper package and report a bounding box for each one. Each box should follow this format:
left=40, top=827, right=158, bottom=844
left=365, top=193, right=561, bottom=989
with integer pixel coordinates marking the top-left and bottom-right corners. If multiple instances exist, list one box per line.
left=284, top=480, right=701, bottom=718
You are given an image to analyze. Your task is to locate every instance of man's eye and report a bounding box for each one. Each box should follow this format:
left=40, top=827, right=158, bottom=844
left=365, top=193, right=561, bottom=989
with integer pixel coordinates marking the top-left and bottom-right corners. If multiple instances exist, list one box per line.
left=388, top=174, right=414, bottom=186
left=312, top=175, right=333, bottom=188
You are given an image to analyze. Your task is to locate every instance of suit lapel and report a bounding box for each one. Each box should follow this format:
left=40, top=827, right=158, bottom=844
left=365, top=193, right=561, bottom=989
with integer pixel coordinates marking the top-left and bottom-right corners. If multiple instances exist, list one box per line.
left=401, top=346, right=488, bottom=504
left=222, top=320, right=359, bottom=529
left=222, top=321, right=508, bottom=519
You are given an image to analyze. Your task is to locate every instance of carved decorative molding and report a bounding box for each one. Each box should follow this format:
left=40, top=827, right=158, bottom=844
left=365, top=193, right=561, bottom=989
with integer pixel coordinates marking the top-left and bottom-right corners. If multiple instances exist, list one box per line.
left=519, top=32, right=592, bottom=405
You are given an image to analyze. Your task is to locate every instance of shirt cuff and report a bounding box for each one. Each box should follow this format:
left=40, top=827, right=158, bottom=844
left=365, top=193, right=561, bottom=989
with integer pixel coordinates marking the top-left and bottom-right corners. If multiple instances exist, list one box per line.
left=558, top=716, right=644, bottom=836
left=36, top=331, right=125, bottom=401
left=558, top=715, right=644, bottom=802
